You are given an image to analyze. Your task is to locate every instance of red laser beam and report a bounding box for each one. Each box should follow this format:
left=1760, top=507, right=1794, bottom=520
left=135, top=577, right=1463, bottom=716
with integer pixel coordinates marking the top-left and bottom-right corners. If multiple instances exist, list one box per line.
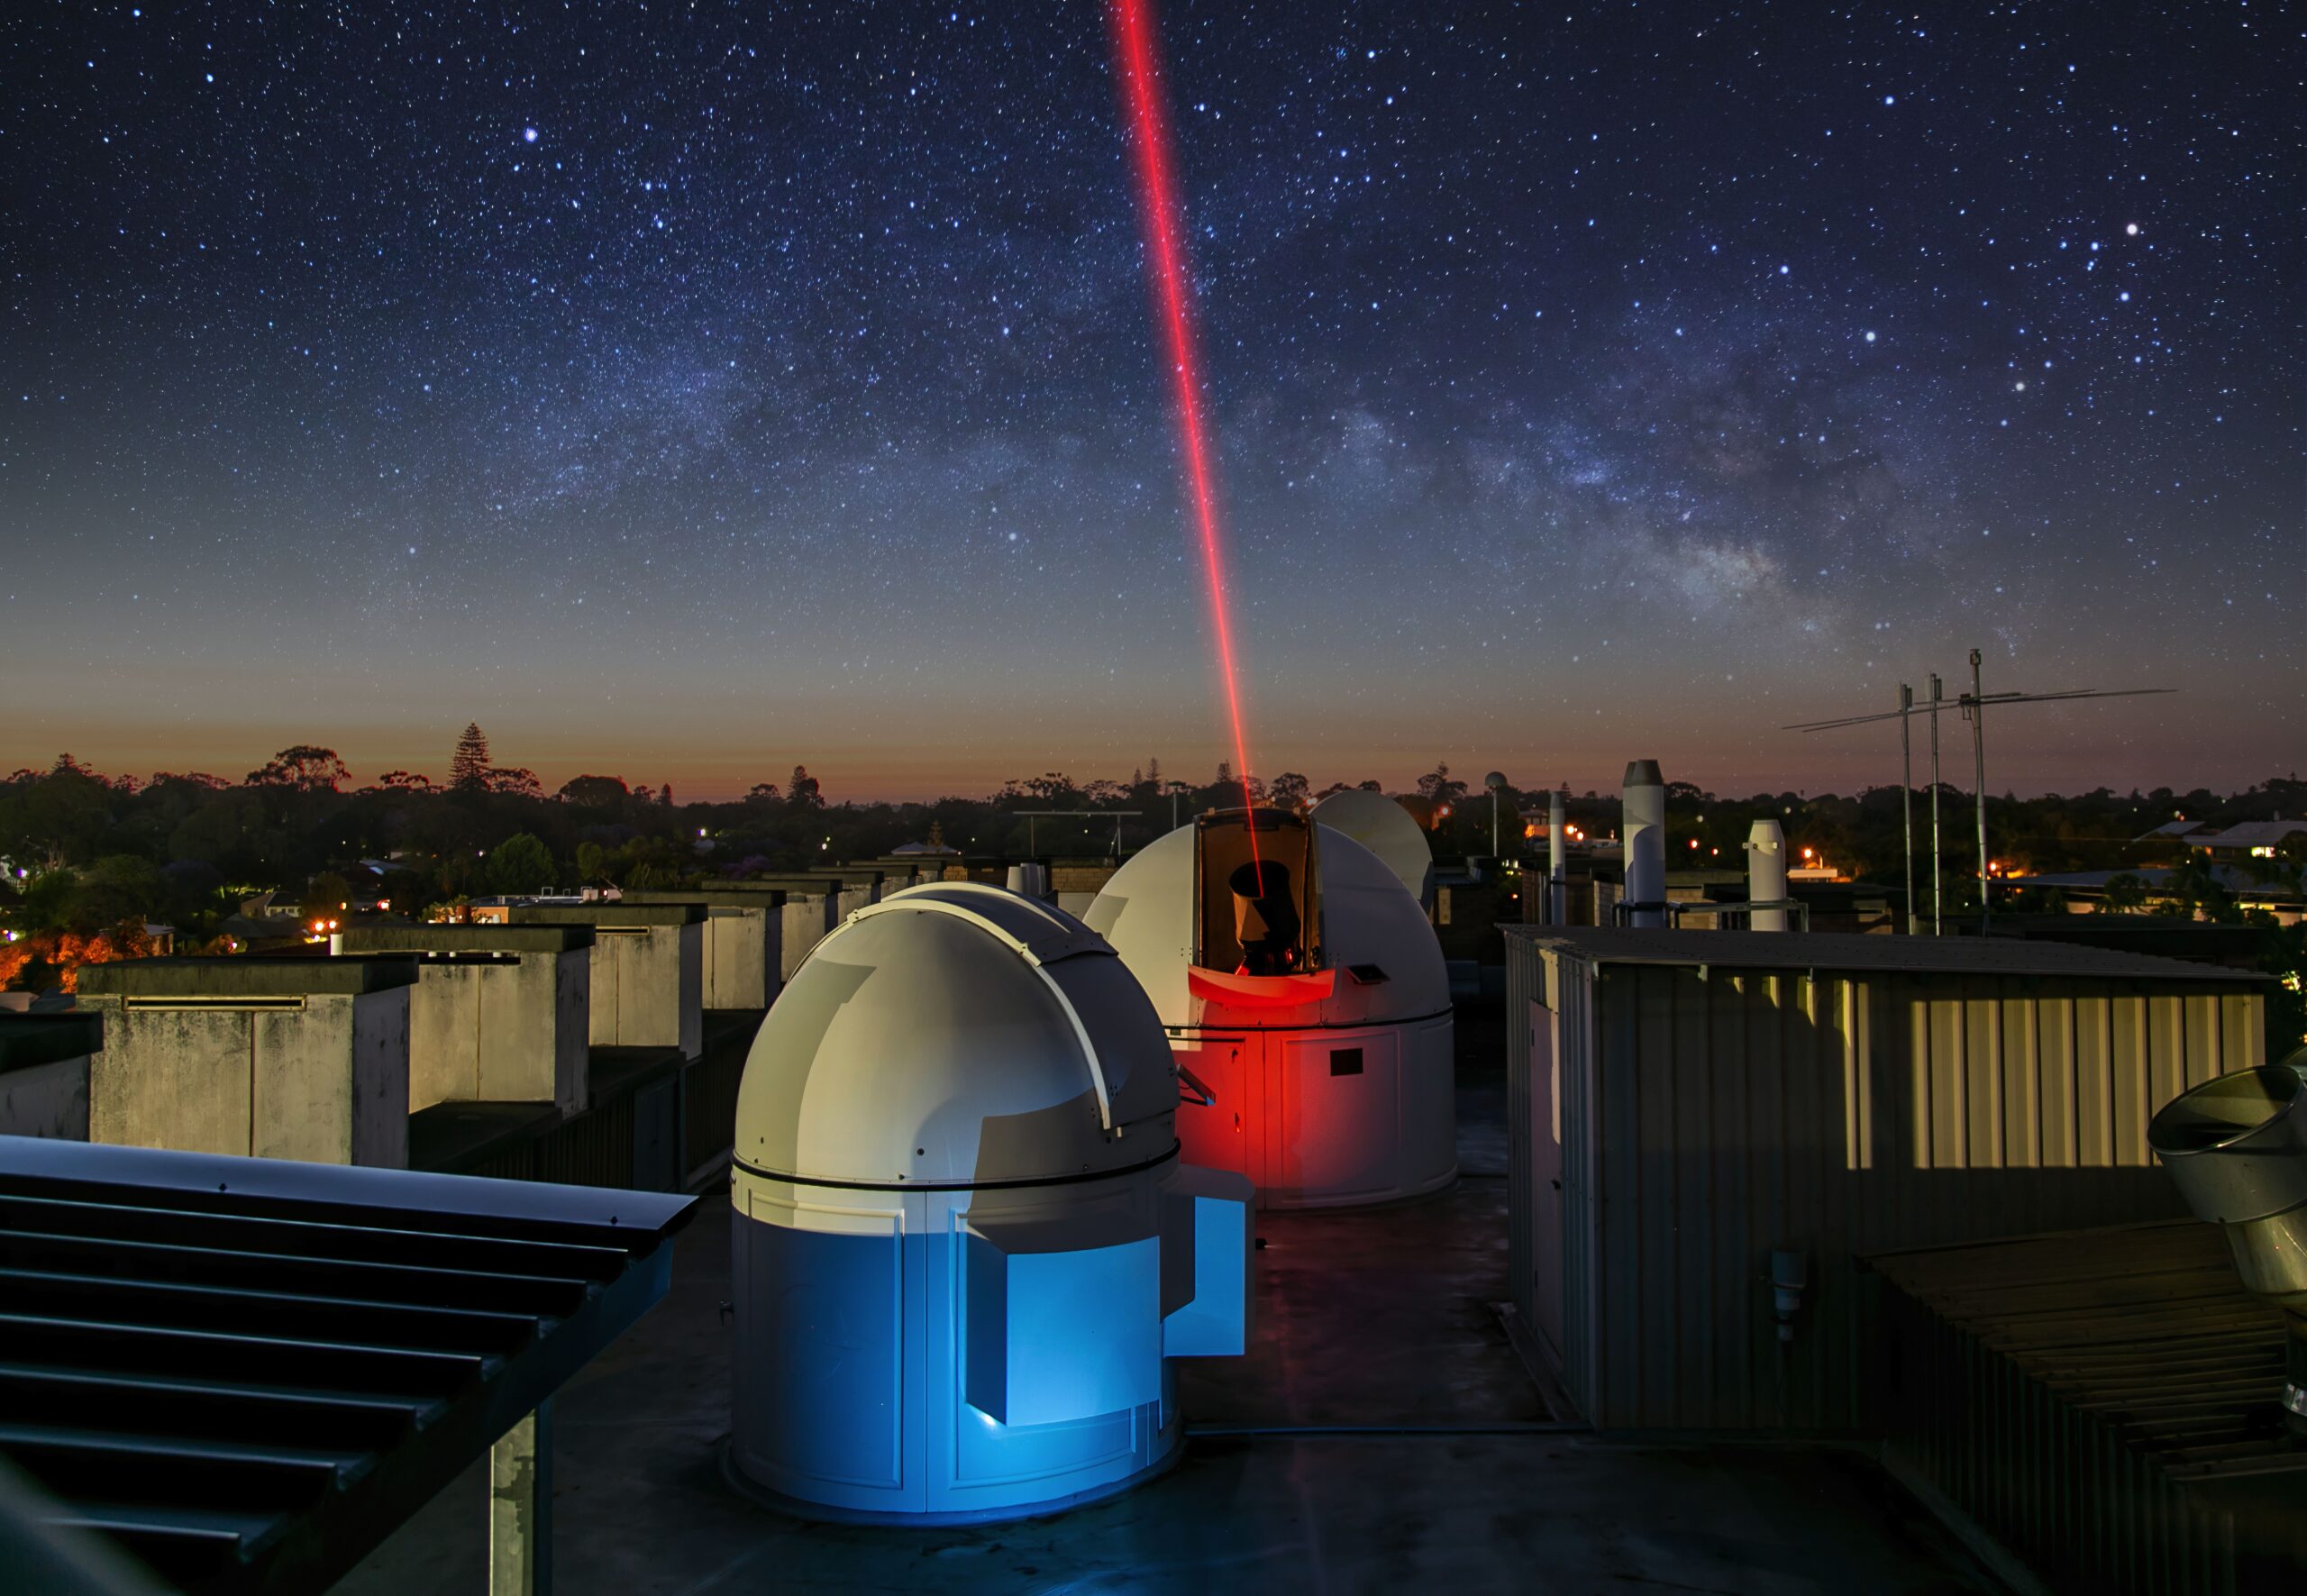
left=1108, top=0, right=1259, bottom=857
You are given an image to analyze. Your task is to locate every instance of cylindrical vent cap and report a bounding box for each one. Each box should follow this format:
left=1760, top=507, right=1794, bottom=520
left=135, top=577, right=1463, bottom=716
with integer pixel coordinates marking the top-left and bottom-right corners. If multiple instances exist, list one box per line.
left=2148, top=1067, right=2307, bottom=1225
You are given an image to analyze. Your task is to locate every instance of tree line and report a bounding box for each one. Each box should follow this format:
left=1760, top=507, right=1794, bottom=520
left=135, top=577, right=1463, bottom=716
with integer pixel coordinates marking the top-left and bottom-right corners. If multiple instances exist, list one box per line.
left=3, top=732, right=2301, bottom=1005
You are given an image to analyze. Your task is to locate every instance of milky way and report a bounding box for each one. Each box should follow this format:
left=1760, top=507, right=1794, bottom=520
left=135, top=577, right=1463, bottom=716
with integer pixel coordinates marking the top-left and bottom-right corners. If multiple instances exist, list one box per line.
left=1, top=4, right=2294, bottom=798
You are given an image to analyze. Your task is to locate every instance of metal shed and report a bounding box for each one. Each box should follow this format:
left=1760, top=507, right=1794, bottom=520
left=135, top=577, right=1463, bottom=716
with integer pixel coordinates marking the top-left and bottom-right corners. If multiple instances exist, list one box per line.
left=1502, top=926, right=2266, bottom=1431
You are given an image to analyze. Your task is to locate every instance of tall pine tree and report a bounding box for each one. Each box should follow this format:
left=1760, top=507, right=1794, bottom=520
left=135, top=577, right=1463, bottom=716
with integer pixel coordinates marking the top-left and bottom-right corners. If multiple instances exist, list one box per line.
left=450, top=723, right=491, bottom=791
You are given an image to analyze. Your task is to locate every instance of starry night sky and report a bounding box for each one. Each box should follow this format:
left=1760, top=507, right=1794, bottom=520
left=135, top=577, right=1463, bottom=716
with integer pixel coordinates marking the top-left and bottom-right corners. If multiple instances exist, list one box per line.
left=3, top=4, right=2295, bottom=799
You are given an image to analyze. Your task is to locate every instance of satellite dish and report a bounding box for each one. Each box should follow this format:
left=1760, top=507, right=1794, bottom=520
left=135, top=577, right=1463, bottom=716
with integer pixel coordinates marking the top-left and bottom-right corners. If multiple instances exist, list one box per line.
left=1310, top=789, right=1434, bottom=907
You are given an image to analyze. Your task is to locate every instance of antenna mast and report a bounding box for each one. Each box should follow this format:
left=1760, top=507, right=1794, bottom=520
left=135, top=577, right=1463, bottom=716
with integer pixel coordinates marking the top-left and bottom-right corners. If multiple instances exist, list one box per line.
left=1786, top=661, right=2175, bottom=935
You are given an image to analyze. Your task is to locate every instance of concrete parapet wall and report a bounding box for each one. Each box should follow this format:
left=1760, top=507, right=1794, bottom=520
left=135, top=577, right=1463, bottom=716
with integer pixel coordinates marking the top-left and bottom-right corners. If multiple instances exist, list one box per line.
left=77, top=988, right=410, bottom=1167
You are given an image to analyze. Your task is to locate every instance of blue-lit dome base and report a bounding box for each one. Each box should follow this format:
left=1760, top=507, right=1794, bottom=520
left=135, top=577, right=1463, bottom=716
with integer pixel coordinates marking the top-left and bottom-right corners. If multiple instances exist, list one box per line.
left=729, top=1171, right=1225, bottom=1524
left=720, top=1418, right=1184, bottom=1528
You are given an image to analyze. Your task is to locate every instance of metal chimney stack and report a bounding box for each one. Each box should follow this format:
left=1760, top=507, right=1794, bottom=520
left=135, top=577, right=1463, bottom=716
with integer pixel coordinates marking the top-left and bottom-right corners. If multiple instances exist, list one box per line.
left=1547, top=790, right=1567, bottom=926
left=1746, top=818, right=1789, bottom=932
left=2148, top=1066, right=2307, bottom=1439
left=1621, top=760, right=1666, bottom=928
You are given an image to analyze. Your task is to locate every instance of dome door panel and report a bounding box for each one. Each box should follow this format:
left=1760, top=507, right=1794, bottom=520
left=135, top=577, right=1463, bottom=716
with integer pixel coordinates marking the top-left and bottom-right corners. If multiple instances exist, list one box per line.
left=1273, top=1030, right=1401, bottom=1203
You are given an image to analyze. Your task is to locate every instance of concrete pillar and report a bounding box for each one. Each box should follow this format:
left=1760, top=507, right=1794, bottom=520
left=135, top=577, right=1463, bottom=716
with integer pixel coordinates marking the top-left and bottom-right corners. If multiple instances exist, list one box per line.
left=75, top=957, right=417, bottom=1166
left=489, top=1401, right=552, bottom=1596
left=1621, top=760, right=1667, bottom=928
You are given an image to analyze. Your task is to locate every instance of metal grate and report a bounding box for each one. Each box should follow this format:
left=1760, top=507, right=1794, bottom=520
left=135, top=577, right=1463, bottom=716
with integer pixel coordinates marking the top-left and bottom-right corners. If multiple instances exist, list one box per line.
left=0, top=1137, right=695, bottom=1594
left=1873, top=1220, right=2307, bottom=1594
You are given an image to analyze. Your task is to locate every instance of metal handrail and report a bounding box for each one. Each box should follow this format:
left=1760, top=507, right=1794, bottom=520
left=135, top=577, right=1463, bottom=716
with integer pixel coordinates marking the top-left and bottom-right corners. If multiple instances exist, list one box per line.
left=1665, top=898, right=1812, bottom=932
left=1609, top=898, right=1812, bottom=931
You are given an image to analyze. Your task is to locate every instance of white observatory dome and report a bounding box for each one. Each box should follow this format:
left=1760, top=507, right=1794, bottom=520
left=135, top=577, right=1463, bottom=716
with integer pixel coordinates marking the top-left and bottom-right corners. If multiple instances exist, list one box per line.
left=1309, top=788, right=1436, bottom=907
left=734, top=881, right=1177, bottom=1188
left=728, top=882, right=1251, bottom=1525
left=1085, top=820, right=1455, bottom=1209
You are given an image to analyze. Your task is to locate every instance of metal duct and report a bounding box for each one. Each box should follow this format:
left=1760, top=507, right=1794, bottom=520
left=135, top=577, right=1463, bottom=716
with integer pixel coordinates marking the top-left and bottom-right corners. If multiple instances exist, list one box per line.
left=2148, top=1065, right=2307, bottom=1437
left=1746, top=818, right=1789, bottom=932
left=1547, top=790, right=1566, bottom=926
left=1620, top=760, right=1665, bottom=928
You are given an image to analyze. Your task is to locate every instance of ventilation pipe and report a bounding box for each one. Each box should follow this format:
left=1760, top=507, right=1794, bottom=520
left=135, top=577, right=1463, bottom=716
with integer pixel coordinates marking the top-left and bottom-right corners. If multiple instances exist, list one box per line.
left=1621, top=760, right=1666, bottom=928
left=2148, top=1066, right=2307, bottom=1439
left=1746, top=818, right=1789, bottom=932
left=1547, top=790, right=1567, bottom=926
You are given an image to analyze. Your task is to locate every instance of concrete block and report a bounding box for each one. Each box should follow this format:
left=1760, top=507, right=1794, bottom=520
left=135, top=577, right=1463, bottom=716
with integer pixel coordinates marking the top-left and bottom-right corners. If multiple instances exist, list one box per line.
left=75, top=957, right=417, bottom=1167
left=512, top=905, right=704, bottom=1059
left=339, top=927, right=593, bottom=1113
left=0, top=1013, right=101, bottom=1139
left=702, top=906, right=778, bottom=1008
left=623, top=891, right=784, bottom=1010
left=779, top=894, right=835, bottom=982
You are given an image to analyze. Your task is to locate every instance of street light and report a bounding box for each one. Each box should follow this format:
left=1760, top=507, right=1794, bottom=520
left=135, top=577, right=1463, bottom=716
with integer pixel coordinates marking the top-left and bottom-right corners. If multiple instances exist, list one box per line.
left=1484, top=771, right=1509, bottom=858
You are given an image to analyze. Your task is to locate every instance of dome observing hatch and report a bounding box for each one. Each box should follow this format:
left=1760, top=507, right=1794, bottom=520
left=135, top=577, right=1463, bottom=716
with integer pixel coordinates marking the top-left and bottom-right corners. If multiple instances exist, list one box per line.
left=734, top=881, right=1177, bottom=1190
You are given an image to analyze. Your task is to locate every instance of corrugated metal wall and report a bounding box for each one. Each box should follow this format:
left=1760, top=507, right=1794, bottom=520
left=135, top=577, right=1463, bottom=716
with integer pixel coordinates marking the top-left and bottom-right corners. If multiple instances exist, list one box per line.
left=1504, top=938, right=2266, bottom=1431
left=1507, top=941, right=1541, bottom=1339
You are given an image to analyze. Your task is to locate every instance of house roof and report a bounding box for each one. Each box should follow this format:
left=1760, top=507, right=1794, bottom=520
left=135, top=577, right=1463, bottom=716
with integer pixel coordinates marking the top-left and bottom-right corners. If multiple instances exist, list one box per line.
left=2184, top=819, right=2307, bottom=850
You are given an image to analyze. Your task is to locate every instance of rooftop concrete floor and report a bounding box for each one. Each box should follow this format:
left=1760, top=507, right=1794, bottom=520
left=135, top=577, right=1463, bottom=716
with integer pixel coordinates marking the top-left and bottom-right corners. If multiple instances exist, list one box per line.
left=334, top=1007, right=1999, bottom=1596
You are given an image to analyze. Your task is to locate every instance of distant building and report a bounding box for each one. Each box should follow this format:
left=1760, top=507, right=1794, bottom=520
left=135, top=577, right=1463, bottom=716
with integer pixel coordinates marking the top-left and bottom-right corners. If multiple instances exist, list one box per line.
left=888, top=820, right=960, bottom=857
left=2129, top=816, right=2307, bottom=859
left=2185, top=818, right=2307, bottom=859
left=2131, top=817, right=2207, bottom=844
left=2013, top=864, right=2302, bottom=926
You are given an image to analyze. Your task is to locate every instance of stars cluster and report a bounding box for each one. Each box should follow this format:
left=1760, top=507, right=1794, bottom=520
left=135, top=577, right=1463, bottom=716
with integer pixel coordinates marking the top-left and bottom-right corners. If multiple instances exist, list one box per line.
left=0, top=3, right=2292, bottom=791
